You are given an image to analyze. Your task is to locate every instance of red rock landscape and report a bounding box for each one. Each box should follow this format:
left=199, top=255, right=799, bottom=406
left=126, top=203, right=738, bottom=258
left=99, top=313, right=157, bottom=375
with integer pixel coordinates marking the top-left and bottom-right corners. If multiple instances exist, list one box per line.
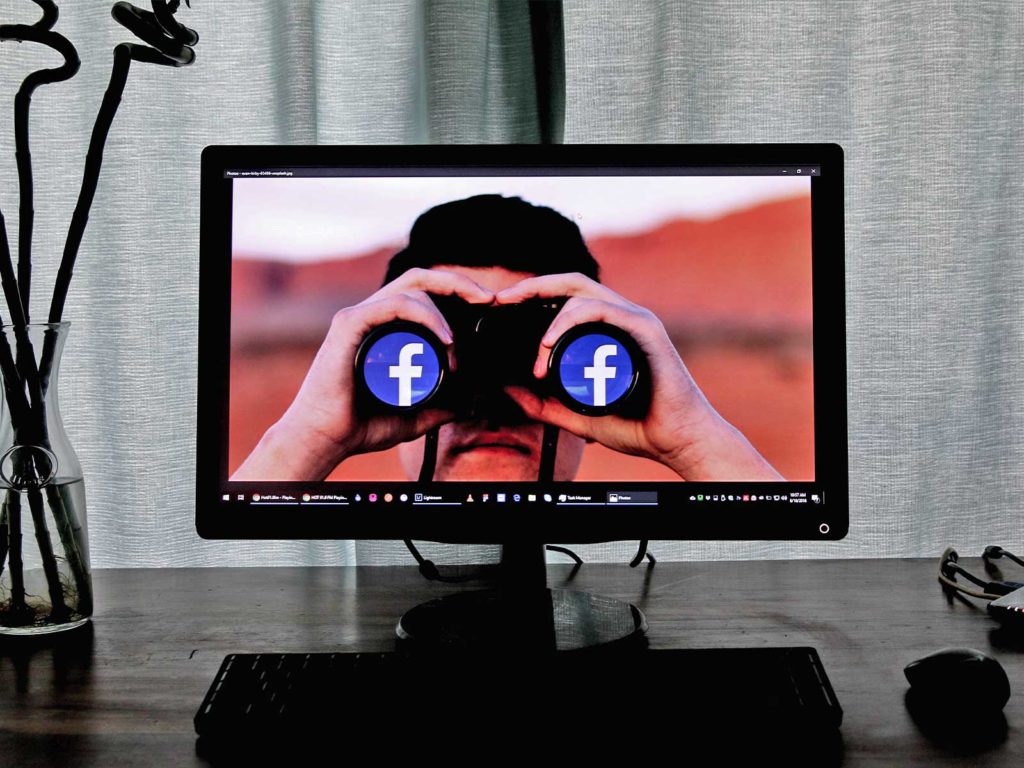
left=229, top=195, right=814, bottom=481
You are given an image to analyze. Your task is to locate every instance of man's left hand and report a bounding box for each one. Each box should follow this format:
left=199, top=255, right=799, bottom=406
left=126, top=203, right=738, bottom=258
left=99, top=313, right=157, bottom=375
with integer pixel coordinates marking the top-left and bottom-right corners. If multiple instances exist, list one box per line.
left=495, top=272, right=782, bottom=481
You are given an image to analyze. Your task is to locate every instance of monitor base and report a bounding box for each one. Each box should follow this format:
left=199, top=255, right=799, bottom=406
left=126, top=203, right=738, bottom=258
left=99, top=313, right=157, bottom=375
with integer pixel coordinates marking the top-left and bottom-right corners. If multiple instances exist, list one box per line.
left=396, top=588, right=647, bottom=653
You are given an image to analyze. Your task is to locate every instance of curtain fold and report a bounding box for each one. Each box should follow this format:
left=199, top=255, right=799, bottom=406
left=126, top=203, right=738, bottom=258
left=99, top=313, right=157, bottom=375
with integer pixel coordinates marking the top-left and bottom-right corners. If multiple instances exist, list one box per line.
left=563, top=0, right=1024, bottom=563
left=1, top=1, right=1020, bottom=567
left=528, top=0, right=566, bottom=144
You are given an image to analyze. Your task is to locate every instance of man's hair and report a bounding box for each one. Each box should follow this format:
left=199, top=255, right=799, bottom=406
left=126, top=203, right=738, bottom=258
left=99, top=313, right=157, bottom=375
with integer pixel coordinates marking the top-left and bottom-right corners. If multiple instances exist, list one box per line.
left=383, top=194, right=600, bottom=285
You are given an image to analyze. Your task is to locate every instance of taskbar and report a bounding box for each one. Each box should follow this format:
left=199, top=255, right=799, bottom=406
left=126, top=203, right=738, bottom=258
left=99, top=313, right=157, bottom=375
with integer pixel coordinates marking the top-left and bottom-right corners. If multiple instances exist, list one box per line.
left=219, top=486, right=826, bottom=510
left=205, top=483, right=843, bottom=541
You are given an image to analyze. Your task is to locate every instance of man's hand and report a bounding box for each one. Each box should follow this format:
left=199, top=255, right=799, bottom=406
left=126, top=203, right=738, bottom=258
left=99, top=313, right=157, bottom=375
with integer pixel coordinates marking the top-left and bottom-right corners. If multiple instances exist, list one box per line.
left=232, top=268, right=494, bottom=480
left=495, top=272, right=782, bottom=481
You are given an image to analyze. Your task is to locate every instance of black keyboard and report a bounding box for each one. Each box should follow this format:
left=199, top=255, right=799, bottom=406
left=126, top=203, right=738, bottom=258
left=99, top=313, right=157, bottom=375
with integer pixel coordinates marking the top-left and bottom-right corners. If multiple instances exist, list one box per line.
left=195, top=647, right=842, bottom=757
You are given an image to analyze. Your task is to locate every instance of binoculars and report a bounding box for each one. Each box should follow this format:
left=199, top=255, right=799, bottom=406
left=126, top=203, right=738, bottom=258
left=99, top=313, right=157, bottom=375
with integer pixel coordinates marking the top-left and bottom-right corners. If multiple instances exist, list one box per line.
left=354, top=297, right=648, bottom=421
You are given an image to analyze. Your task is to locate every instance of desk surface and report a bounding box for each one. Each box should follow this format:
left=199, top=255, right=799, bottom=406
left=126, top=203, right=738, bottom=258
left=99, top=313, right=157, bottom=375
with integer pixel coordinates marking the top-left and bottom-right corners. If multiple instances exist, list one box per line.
left=0, top=558, right=1021, bottom=766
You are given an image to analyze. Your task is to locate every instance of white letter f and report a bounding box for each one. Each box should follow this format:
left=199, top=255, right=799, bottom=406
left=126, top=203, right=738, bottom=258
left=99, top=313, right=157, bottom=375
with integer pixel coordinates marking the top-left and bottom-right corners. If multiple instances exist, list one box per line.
left=389, top=342, right=424, bottom=406
left=584, top=344, right=618, bottom=407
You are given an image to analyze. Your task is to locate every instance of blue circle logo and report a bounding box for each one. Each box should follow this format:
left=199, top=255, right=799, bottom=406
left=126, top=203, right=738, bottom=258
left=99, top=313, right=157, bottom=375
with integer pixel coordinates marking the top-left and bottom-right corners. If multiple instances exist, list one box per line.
left=362, top=331, right=441, bottom=407
left=558, top=333, right=634, bottom=407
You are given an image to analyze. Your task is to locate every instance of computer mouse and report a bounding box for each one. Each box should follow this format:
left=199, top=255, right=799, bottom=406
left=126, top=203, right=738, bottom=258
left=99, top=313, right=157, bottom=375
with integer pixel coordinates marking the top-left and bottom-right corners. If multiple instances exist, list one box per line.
left=904, top=648, right=1011, bottom=711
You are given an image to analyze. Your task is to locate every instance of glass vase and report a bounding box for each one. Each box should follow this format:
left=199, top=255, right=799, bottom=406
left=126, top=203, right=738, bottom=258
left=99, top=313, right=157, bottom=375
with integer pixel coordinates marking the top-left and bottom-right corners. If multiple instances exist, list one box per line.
left=0, top=323, right=92, bottom=635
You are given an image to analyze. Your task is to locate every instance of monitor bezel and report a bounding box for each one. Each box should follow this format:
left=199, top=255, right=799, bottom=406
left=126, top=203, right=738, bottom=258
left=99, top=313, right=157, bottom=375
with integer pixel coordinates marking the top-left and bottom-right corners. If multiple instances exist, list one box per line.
left=196, top=144, right=847, bottom=543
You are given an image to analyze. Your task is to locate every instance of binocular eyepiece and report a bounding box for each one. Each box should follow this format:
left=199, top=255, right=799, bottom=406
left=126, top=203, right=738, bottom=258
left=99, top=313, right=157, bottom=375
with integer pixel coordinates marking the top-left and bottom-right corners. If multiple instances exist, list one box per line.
left=354, top=297, right=648, bottom=420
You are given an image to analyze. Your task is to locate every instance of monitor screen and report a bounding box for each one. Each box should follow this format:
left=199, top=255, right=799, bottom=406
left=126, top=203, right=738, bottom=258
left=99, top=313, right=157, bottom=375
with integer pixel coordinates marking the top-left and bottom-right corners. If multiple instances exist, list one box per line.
left=196, top=145, right=847, bottom=543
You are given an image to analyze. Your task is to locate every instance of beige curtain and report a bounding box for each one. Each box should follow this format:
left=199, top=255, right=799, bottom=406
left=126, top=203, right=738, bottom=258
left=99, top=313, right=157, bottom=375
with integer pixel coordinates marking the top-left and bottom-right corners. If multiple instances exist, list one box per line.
left=1, top=1, right=1021, bottom=566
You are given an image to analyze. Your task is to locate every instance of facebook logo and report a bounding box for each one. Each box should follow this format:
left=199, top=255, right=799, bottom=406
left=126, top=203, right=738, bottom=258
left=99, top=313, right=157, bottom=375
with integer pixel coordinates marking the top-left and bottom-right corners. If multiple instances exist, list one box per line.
left=362, top=330, right=441, bottom=407
left=557, top=333, right=634, bottom=408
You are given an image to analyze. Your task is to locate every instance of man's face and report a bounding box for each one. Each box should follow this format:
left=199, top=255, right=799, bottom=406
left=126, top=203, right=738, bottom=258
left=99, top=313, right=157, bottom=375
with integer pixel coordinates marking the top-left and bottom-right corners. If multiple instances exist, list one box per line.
left=398, top=265, right=586, bottom=481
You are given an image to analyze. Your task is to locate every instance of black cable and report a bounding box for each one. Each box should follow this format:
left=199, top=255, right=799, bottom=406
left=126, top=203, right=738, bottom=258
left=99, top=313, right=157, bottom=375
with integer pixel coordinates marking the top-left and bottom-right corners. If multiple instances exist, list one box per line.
left=538, top=423, right=559, bottom=482
left=629, top=539, right=656, bottom=568
left=418, top=426, right=439, bottom=482
left=938, top=548, right=1017, bottom=600
left=407, top=542, right=584, bottom=584
left=983, top=546, right=1024, bottom=569
left=546, top=544, right=582, bottom=565
left=981, top=546, right=1024, bottom=592
left=408, top=422, right=651, bottom=578
left=537, top=418, right=654, bottom=571
left=407, top=425, right=461, bottom=581
left=944, top=561, right=999, bottom=592
left=402, top=539, right=476, bottom=584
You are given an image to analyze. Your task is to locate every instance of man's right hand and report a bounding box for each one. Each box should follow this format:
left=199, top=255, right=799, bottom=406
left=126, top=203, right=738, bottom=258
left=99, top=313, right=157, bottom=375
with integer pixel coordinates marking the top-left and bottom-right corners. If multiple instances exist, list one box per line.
left=231, top=268, right=494, bottom=481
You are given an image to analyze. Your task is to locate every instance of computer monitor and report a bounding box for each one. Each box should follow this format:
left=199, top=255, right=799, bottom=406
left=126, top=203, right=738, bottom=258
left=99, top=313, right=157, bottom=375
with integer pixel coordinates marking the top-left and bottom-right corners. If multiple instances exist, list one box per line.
left=197, top=144, right=847, bottom=650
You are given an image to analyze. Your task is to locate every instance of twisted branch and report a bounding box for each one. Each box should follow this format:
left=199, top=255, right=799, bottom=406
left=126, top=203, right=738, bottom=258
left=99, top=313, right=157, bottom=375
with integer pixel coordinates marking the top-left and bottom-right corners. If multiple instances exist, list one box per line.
left=48, top=0, right=197, bottom=328
left=0, top=0, right=81, bottom=318
left=28, top=487, right=68, bottom=621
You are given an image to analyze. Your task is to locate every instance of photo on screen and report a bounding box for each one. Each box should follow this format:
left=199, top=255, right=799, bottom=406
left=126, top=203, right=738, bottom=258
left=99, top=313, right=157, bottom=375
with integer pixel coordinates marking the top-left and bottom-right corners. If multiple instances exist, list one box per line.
left=228, top=175, right=813, bottom=483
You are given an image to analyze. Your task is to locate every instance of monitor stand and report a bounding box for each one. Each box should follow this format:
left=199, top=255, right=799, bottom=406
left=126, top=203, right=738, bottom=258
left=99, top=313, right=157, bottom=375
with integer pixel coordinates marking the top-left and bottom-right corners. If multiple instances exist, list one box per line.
left=395, top=541, right=647, bottom=653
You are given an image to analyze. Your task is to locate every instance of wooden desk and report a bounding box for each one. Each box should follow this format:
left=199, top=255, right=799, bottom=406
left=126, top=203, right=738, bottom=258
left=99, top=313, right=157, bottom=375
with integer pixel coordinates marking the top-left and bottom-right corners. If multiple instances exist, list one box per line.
left=1, top=558, right=1021, bottom=766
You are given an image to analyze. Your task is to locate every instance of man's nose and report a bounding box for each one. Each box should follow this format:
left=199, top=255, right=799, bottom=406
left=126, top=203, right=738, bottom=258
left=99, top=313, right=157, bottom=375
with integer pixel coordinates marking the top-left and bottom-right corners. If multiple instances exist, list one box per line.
left=467, top=390, right=531, bottom=428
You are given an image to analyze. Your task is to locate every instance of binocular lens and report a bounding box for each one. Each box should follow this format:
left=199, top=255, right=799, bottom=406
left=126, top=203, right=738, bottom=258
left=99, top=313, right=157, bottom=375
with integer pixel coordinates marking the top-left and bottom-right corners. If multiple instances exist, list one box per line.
left=556, top=333, right=635, bottom=408
left=548, top=323, right=645, bottom=416
left=359, top=326, right=445, bottom=409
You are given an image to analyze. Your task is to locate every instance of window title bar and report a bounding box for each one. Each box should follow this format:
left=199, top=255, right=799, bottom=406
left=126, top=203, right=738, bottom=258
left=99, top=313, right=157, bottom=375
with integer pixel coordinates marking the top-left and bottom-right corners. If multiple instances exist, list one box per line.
left=224, top=166, right=822, bottom=179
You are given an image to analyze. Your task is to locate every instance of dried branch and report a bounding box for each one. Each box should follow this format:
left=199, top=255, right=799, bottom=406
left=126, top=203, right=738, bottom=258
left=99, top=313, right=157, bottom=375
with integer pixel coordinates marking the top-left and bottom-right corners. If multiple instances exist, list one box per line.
left=27, top=487, right=67, bottom=621
left=0, top=1, right=81, bottom=319
left=0, top=212, right=27, bottom=327
left=48, top=0, right=197, bottom=327
left=0, top=500, right=8, bottom=581
left=47, top=484, right=91, bottom=615
left=5, top=493, right=27, bottom=616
